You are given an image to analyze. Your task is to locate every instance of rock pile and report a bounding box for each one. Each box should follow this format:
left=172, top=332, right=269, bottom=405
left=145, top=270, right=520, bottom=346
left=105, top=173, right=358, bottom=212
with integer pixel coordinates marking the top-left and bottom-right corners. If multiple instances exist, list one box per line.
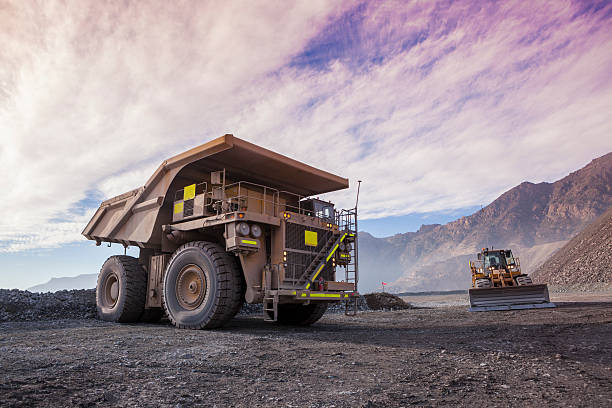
left=534, top=204, right=612, bottom=286
left=363, top=292, right=412, bottom=310
left=0, top=289, right=97, bottom=322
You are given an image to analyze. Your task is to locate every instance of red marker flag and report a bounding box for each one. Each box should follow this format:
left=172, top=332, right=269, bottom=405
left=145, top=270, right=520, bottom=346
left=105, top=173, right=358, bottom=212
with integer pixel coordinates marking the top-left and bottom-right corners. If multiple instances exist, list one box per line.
left=382, top=282, right=387, bottom=285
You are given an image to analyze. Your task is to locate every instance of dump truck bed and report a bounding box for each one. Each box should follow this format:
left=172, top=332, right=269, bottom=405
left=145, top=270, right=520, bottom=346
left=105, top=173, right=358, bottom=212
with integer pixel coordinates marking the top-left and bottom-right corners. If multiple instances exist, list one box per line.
left=82, top=134, right=349, bottom=247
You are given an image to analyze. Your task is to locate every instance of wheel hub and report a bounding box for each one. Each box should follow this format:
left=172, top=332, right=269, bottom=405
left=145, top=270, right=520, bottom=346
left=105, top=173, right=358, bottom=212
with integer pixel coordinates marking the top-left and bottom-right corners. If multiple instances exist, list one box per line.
left=103, top=273, right=119, bottom=308
left=176, top=264, right=207, bottom=310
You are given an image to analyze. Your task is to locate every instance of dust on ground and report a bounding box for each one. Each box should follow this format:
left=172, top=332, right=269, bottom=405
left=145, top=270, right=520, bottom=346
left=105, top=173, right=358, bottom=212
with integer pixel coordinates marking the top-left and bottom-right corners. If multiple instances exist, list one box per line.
left=1, top=302, right=611, bottom=407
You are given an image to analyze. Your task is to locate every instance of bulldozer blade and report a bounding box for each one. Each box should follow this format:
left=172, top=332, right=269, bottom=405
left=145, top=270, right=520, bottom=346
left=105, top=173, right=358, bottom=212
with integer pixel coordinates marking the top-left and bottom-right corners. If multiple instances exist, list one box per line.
left=468, top=284, right=555, bottom=312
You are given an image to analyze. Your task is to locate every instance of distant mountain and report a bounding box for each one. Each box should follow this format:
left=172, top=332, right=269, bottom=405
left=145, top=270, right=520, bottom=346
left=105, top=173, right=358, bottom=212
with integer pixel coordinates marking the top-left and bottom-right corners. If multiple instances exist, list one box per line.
left=359, top=152, right=612, bottom=292
left=28, top=274, right=98, bottom=292
left=532, top=204, right=612, bottom=285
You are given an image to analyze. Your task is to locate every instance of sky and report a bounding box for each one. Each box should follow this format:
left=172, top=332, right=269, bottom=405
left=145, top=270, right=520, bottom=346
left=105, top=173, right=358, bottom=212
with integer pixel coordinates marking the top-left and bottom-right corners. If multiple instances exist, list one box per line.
left=1, top=0, right=612, bottom=289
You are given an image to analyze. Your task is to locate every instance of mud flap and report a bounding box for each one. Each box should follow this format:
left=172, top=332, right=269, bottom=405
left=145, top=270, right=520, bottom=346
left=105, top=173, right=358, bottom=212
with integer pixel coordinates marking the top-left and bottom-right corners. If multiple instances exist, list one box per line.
left=469, top=284, right=556, bottom=312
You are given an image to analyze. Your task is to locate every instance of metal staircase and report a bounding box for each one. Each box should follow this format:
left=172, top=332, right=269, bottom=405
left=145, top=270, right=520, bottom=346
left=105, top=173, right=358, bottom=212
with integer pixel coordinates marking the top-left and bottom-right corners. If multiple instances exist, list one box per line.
left=299, top=232, right=347, bottom=289
left=261, top=205, right=360, bottom=321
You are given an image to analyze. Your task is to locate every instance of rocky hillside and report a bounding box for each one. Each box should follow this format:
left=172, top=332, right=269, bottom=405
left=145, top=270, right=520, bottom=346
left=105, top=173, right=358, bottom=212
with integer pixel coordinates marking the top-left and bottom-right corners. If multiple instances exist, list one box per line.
left=532, top=204, right=612, bottom=286
left=359, top=152, right=612, bottom=292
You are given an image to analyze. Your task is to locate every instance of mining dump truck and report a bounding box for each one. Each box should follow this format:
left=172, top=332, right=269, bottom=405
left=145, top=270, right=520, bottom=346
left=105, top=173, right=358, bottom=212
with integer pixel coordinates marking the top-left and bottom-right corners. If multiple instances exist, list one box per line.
left=82, top=134, right=359, bottom=329
left=468, top=248, right=554, bottom=311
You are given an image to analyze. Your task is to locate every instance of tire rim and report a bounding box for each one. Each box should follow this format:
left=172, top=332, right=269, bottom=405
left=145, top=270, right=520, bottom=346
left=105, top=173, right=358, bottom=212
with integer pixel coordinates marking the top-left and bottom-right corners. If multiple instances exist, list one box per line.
left=102, top=272, right=119, bottom=308
left=176, top=264, right=207, bottom=310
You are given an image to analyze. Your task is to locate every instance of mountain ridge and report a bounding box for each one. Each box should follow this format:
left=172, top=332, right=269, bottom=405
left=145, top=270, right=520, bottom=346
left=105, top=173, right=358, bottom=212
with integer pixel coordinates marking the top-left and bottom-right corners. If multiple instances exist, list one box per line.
left=28, top=274, right=98, bottom=292
left=359, top=152, right=612, bottom=292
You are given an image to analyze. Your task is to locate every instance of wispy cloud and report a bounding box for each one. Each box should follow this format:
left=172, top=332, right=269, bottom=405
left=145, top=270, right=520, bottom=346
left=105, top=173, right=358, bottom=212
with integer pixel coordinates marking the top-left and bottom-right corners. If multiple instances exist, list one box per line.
left=1, top=0, right=611, bottom=252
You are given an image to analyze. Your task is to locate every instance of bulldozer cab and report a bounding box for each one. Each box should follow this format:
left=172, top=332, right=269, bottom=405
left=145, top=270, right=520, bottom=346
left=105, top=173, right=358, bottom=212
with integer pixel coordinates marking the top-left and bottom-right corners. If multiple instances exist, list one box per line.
left=483, top=250, right=510, bottom=270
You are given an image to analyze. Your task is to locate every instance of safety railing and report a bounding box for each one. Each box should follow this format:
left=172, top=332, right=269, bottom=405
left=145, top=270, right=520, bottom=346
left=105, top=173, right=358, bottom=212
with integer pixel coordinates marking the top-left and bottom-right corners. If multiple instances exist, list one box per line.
left=218, top=181, right=281, bottom=217
left=173, top=178, right=344, bottom=224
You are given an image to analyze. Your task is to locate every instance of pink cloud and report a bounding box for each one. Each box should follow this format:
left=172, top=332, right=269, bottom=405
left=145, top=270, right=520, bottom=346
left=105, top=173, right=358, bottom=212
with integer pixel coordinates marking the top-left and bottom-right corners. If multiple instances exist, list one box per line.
left=0, top=0, right=611, bottom=254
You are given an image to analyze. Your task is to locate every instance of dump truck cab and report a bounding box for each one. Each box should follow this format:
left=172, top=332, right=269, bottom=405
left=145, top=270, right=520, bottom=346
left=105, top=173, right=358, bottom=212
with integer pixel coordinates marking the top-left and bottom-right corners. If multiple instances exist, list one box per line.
left=468, top=247, right=554, bottom=311
left=83, top=135, right=360, bottom=328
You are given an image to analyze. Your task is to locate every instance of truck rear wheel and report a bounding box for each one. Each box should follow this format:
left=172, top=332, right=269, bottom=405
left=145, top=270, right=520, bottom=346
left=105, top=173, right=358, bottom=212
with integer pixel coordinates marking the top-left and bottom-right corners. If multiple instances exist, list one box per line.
left=96, top=255, right=147, bottom=322
left=276, top=303, right=328, bottom=326
left=162, top=241, right=243, bottom=329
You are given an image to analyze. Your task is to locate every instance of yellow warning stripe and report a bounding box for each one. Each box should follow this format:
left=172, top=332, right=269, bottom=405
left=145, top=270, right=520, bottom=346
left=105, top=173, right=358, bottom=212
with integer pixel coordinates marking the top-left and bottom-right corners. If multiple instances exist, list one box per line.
left=299, top=293, right=349, bottom=298
left=326, top=233, right=347, bottom=262
left=326, top=244, right=339, bottom=262
left=241, top=239, right=257, bottom=245
left=311, top=264, right=325, bottom=281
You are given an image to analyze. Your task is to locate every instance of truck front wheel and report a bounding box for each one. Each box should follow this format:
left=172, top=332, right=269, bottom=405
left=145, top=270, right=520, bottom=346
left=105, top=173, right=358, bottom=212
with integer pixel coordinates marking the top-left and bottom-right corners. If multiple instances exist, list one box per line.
left=162, top=241, right=243, bottom=329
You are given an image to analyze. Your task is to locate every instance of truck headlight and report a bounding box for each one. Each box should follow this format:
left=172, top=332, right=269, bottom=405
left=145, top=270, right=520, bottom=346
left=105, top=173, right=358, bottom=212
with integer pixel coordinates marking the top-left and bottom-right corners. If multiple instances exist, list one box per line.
left=250, top=224, right=262, bottom=238
left=236, top=222, right=250, bottom=236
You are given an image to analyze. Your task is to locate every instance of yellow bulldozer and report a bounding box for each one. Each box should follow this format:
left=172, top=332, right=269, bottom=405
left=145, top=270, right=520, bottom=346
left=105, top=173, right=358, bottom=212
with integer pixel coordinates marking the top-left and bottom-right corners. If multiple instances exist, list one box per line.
left=468, top=248, right=555, bottom=311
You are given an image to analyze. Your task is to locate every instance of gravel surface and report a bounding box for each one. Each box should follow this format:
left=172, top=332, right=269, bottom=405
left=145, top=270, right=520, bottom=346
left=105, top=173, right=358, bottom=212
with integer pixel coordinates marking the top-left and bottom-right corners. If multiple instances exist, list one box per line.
left=0, top=289, right=371, bottom=323
left=1, top=302, right=611, bottom=407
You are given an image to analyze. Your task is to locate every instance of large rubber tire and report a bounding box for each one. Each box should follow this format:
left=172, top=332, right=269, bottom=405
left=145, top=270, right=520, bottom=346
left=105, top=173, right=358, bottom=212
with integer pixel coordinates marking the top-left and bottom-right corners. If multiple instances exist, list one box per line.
left=515, top=275, right=533, bottom=286
left=474, top=278, right=492, bottom=289
left=96, top=255, right=147, bottom=323
left=221, top=252, right=246, bottom=319
left=162, top=241, right=243, bottom=329
left=276, top=303, right=328, bottom=326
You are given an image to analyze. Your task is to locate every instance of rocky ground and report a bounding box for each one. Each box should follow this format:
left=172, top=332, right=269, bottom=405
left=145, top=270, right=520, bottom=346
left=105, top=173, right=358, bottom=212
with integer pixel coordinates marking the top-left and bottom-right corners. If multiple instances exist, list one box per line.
left=1, top=289, right=412, bottom=323
left=1, top=298, right=611, bottom=407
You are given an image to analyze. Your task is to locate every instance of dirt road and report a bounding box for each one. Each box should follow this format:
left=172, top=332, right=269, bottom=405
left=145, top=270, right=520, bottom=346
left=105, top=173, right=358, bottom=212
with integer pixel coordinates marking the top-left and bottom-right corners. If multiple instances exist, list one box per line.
left=1, top=303, right=611, bottom=407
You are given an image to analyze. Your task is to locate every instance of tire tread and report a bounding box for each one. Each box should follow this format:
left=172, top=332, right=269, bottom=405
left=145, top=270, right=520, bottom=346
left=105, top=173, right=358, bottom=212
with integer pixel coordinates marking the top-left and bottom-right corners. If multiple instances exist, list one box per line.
left=162, top=241, right=243, bottom=329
